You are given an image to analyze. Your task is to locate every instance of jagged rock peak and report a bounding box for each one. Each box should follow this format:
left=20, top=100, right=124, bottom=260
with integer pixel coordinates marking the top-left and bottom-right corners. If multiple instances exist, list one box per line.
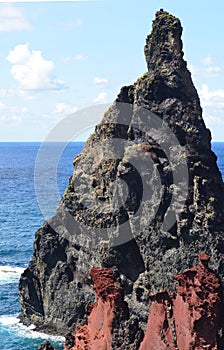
left=145, top=9, right=183, bottom=68
left=144, top=9, right=198, bottom=101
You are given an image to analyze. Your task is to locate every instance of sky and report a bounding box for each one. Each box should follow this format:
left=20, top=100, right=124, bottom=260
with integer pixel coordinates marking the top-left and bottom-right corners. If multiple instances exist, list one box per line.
left=0, top=0, right=224, bottom=141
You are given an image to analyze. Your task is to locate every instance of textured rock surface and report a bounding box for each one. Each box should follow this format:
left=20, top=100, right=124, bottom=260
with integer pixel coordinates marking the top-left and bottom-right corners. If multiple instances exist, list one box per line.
left=139, top=254, right=224, bottom=349
left=19, top=9, right=224, bottom=337
left=38, top=341, right=55, bottom=350
left=63, top=268, right=143, bottom=350
left=40, top=255, right=224, bottom=349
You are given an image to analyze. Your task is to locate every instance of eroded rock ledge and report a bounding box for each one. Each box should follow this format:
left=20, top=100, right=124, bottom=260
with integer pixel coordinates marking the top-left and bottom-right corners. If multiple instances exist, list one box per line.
left=40, top=255, right=223, bottom=350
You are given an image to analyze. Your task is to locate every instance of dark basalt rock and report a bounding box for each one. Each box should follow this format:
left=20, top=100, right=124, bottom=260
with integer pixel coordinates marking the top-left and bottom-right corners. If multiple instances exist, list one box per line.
left=65, top=333, right=76, bottom=349
left=38, top=341, right=55, bottom=350
left=19, top=9, right=224, bottom=340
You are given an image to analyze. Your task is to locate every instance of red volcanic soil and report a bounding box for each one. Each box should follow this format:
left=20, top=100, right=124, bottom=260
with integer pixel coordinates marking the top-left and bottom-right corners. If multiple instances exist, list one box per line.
left=65, top=267, right=129, bottom=350
left=139, top=254, right=223, bottom=350
left=60, top=254, right=224, bottom=350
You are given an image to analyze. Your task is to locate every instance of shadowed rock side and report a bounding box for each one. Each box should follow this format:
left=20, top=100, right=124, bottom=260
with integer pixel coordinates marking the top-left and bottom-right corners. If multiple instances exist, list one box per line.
left=19, top=9, right=224, bottom=336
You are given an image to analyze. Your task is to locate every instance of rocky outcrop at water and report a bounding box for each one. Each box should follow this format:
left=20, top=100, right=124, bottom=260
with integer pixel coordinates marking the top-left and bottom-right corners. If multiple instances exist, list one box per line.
left=19, top=9, right=224, bottom=343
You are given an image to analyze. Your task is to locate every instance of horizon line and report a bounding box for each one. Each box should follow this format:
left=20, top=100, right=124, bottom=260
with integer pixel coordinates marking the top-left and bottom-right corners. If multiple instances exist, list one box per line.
left=0, top=140, right=223, bottom=143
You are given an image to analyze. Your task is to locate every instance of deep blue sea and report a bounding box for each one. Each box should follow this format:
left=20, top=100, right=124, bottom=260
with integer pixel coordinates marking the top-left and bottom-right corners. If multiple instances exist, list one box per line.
left=0, top=142, right=223, bottom=350
left=0, top=142, right=84, bottom=350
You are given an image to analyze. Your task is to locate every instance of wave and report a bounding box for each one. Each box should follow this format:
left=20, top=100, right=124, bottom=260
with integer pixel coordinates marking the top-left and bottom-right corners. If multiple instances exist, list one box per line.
left=0, top=315, right=64, bottom=343
left=0, top=265, right=25, bottom=285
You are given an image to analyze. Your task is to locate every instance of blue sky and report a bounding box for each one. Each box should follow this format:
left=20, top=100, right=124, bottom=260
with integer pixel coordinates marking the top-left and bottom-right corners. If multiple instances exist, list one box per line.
left=0, top=0, right=223, bottom=141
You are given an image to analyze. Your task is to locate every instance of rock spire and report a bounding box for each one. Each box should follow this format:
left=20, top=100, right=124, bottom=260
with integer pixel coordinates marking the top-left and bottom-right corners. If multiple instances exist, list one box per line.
left=19, top=10, right=224, bottom=340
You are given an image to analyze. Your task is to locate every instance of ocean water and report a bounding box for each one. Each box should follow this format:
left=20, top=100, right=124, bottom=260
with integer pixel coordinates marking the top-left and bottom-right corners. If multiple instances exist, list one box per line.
left=0, top=142, right=223, bottom=350
left=0, top=142, right=84, bottom=350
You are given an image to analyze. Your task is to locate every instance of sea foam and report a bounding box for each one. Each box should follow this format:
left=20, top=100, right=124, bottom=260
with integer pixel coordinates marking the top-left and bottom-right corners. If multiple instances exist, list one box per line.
left=0, top=315, right=64, bottom=343
left=0, top=265, right=25, bottom=285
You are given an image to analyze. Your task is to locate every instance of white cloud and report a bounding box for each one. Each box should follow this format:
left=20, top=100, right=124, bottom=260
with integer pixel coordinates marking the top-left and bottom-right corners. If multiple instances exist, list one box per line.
left=22, top=107, right=29, bottom=113
left=0, top=102, right=14, bottom=112
left=199, top=84, right=224, bottom=108
left=61, top=54, right=88, bottom=63
left=3, top=0, right=95, bottom=1
left=0, top=102, right=28, bottom=123
left=55, top=102, right=77, bottom=115
left=0, top=88, right=15, bottom=98
left=202, top=55, right=213, bottom=66
left=7, top=42, right=31, bottom=64
left=204, top=114, right=224, bottom=125
left=94, top=77, right=108, bottom=87
left=189, top=63, right=222, bottom=79
left=6, top=43, right=64, bottom=91
left=93, top=92, right=107, bottom=103
left=0, top=102, right=6, bottom=109
left=0, top=102, right=22, bottom=124
left=205, top=66, right=221, bottom=74
left=1, top=115, right=21, bottom=121
left=74, top=54, right=88, bottom=61
left=0, top=101, right=29, bottom=115
left=203, top=111, right=224, bottom=141
left=59, top=19, right=83, bottom=30
left=188, top=64, right=197, bottom=76
left=0, top=89, right=8, bottom=98
left=0, top=5, right=31, bottom=32
left=0, top=115, right=22, bottom=122
left=74, top=18, right=83, bottom=27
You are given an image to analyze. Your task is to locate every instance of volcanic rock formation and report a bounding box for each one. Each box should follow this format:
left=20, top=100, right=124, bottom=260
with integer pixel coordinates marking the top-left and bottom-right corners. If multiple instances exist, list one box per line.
left=63, top=267, right=143, bottom=350
left=139, top=254, right=224, bottom=350
left=38, top=341, right=55, bottom=350
left=19, top=9, right=224, bottom=338
left=40, top=254, right=224, bottom=349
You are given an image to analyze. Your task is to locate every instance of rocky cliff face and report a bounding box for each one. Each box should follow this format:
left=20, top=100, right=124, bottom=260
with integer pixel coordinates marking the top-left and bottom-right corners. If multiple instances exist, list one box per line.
left=63, top=268, right=143, bottom=350
left=139, top=254, right=224, bottom=350
left=19, top=9, right=224, bottom=337
left=41, top=254, right=224, bottom=349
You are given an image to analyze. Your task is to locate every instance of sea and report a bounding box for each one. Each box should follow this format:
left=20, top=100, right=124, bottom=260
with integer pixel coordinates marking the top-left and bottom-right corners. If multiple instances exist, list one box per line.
left=0, top=142, right=84, bottom=350
left=0, top=142, right=224, bottom=350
